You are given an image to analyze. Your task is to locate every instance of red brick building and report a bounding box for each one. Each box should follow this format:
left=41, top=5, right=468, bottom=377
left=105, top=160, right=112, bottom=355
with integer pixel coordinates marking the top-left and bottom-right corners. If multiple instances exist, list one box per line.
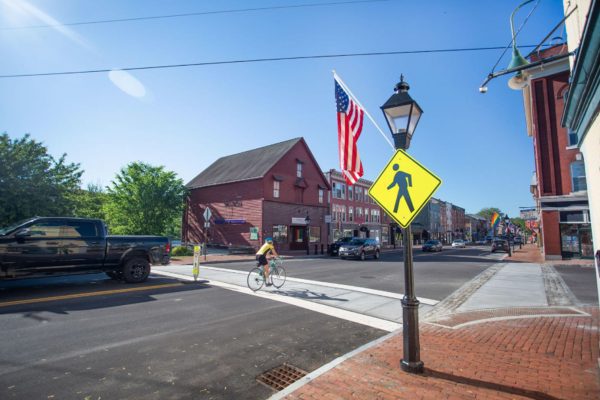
left=521, top=45, right=592, bottom=259
left=325, top=169, right=390, bottom=245
left=183, top=138, right=330, bottom=252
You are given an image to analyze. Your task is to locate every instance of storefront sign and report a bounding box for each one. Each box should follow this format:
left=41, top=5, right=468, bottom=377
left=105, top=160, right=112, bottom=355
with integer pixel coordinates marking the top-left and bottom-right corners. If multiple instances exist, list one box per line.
left=214, top=219, right=246, bottom=224
left=324, top=215, right=332, bottom=223
left=250, top=227, right=259, bottom=240
left=291, top=217, right=307, bottom=225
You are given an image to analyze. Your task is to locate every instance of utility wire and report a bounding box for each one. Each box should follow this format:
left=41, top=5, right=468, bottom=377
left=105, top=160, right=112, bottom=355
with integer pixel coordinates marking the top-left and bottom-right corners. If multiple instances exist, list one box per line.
left=0, top=45, right=540, bottom=79
left=0, top=0, right=394, bottom=31
left=489, top=0, right=541, bottom=74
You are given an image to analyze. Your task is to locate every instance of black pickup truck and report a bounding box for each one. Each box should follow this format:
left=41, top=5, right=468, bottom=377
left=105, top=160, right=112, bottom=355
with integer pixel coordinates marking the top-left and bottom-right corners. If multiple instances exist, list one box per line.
left=0, top=217, right=170, bottom=283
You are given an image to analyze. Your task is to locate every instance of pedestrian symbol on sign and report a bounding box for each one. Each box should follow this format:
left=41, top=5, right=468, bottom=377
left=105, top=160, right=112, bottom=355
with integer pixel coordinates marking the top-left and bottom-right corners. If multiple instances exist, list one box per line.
left=387, top=163, right=414, bottom=213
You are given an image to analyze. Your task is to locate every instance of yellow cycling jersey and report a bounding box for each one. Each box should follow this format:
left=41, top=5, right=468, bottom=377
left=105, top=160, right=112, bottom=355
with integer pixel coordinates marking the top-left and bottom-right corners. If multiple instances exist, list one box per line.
left=256, top=242, right=275, bottom=256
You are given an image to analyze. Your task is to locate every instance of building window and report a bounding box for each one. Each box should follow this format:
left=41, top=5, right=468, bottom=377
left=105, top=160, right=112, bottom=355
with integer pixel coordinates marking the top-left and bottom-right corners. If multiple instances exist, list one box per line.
left=355, top=187, right=362, bottom=202
left=341, top=205, right=346, bottom=222
left=357, top=207, right=363, bottom=218
left=371, top=209, right=380, bottom=223
left=296, top=162, right=303, bottom=178
left=273, top=180, right=280, bottom=198
left=348, top=206, right=354, bottom=222
left=273, top=225, right=288, bottom=243
left=348, top=185, right=353, bottom=201
left=365, top=208, right=369, bottom=222
left=570, top=161, right=587, bottom=192
left=318, top=189, right=324, bottom=204
left=567, top=130, right=578, bottom=147
left=309, top=226, right=320, bottom=243
left=333, top=181, right=345, bottom=199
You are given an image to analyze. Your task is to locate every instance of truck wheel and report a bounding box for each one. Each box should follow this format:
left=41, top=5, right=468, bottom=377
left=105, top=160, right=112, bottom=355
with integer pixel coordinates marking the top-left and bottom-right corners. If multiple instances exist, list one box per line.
left=122, top=257, right=150, bottom=283
left=106, top=271, right=123, bottom=281
left=360, top=252, right=366, bottom=261
left=374, top=250, right=380, bottom=260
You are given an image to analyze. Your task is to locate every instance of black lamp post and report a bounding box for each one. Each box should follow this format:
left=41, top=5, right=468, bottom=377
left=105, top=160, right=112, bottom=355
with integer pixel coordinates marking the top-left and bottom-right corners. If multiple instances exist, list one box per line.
left=504, top=214, right=512, bottom=257
left=305, top=214, right=311, bottom=255
left=381, top=75, right=424, bottom=374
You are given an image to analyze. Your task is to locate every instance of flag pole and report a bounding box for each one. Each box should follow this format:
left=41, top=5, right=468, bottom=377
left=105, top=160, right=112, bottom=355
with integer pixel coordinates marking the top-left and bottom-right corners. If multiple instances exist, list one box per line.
left=333, top=70, right=395, bottom=151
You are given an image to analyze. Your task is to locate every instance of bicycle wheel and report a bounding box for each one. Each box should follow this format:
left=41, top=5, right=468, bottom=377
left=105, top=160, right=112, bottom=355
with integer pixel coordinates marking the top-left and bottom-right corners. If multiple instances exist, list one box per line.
left=271, top=266, right=286, bottom=288
left=247, top=267, right=265, bottom=291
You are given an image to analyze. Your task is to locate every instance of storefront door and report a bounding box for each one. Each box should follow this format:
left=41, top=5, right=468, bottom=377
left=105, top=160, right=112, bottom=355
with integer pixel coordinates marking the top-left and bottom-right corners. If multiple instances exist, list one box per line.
left=290, top=226, right=307, bottom=250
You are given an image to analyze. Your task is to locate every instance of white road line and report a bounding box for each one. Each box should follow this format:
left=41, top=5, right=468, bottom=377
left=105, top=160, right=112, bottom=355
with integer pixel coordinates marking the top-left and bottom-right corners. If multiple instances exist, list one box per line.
left=153, top=270, right=401, bottom=332
left=173, top=264, right=439, bottom=306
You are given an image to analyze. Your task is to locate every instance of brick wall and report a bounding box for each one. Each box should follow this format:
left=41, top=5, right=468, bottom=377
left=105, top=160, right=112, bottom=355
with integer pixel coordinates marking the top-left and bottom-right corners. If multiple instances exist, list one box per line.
left=531, top=71, right=579, bottom=196
left=263, top=140, right=330, bottom=205
left=184, top=179, right=263, bottom=246
left=541, top=210, right=561, bottom=259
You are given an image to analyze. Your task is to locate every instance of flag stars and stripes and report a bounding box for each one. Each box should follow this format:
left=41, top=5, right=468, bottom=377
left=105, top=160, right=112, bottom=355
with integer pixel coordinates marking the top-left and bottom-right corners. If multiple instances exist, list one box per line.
left=335, top=78, right=364, bottom=186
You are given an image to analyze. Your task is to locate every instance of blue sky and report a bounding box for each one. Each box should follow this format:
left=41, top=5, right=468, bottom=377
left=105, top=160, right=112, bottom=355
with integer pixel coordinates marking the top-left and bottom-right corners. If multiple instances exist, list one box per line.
left=0, top=0, right=565, bottom=217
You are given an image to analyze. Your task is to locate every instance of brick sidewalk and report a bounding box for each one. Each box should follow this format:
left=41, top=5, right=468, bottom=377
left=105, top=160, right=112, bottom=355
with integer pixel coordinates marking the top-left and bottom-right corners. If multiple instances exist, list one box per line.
left=283, top=307, right=600, bottom=400
left=506, top=244, right=594, bottom=266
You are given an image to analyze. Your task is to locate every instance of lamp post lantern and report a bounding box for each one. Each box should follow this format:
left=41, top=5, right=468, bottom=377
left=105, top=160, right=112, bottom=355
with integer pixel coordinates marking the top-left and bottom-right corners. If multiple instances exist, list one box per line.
left=381, top=75, right=424, bottom=374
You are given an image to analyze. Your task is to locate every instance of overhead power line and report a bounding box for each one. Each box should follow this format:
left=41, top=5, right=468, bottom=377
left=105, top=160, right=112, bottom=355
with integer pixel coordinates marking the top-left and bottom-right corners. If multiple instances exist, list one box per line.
left=0, top=45, right=541, bottom=79
left=0, top=0, right=394, bottom=30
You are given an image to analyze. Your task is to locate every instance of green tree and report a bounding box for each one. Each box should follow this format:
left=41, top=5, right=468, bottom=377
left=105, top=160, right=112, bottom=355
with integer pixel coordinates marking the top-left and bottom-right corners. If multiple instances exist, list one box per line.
left=104, top=162, right=186, bottom=236
left=477, top=207, right=503, bottom=222
left=71, top=183, right=108, bottom=220
left=0, top=133, right=83, bottom=226
left=510, top=217, right=529, bottom=233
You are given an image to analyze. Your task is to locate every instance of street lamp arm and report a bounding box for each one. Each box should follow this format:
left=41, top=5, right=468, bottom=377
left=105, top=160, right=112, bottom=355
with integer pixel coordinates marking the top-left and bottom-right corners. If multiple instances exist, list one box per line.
left=510, top=0, right=536, bottom=51
left=479, top=51, right=573, bottom=92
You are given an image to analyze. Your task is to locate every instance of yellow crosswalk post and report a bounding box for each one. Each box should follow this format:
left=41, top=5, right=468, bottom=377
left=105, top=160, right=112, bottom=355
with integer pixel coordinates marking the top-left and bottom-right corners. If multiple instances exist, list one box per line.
left=192, top=245, right=200, bottom=281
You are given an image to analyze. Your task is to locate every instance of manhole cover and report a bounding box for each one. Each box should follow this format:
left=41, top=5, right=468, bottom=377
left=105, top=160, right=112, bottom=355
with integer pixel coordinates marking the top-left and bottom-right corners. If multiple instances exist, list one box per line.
left=256, top=363, right=308, bottom=391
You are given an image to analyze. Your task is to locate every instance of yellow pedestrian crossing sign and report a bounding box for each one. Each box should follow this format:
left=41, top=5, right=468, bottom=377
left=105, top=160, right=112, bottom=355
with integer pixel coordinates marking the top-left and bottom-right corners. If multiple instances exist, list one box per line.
left=368, top=149, right=441, bottom=228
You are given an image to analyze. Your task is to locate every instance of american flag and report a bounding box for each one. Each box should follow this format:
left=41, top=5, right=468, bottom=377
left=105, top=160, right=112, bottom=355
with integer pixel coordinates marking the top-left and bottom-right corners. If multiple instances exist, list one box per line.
left=335, top=78, right=364, bottom=185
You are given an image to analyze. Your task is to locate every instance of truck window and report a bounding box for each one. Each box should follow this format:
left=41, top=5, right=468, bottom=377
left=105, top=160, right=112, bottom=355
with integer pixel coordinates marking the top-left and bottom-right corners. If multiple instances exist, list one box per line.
left=28, top=221, right=62, bottom=238
left=61, top=221, right=98, bottom=238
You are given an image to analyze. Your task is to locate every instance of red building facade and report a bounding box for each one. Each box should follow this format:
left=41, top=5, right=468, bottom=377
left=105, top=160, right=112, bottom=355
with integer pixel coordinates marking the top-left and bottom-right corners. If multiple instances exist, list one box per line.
left=325, top=169, right=392, bottom=245
left=522, top=46, right=592, bottom=259
left=183, top=138, right=330, bottom=252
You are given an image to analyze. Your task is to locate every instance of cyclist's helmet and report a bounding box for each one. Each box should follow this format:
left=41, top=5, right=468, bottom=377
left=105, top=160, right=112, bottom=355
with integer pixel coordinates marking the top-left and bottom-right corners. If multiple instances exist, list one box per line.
left=266, top=237, right=273, bottom=244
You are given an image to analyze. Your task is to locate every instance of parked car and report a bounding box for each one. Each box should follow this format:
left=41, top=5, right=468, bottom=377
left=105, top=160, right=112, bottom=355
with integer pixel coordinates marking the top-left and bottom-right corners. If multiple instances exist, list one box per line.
left=451, top=239, right=466, bottom=248
left=330, top=237, right=353, bottom=256
left=513, top=236, right=523, bottom=245
left=475, top=239, right=486, bottom=245
left=339, top=238, right=380, bottom=260
left=491, top=239, right=510, bottom=253
left=422, top=240, right=443, bottom=252
left=0, top=217, right=170, bottom=282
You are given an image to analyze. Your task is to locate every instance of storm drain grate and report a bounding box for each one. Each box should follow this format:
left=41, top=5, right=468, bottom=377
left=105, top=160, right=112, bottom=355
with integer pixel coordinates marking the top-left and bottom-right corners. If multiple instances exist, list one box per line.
left=256, top=363, right=308, bottom=391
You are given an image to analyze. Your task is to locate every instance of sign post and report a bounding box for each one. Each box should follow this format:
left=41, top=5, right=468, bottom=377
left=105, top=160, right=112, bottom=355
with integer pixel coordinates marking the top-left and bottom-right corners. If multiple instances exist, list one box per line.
left=369, top=148, right=441, bottom=373
left=192, top=245, right=200, bottom=281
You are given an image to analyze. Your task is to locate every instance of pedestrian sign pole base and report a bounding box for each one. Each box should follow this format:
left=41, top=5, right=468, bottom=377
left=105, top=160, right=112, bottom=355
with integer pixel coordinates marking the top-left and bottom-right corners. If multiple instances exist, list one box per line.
left=401, top=225, right=424, bottom=374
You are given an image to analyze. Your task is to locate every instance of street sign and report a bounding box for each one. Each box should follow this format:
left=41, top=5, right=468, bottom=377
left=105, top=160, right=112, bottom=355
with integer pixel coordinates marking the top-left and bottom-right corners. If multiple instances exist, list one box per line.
left=368, top=149, right=441, bottom=228
left=204, top=222, right=211, bottom=228
left=203, top=207, right=212, bottom=221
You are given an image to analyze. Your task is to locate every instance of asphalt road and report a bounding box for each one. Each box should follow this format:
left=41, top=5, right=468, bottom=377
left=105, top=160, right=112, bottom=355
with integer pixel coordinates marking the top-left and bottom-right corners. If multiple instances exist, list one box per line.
left=0, top=275, right=384, bottom=400
left=207, top=246, right=503, bottom=301
left=2, top=246, right=595, bottom=400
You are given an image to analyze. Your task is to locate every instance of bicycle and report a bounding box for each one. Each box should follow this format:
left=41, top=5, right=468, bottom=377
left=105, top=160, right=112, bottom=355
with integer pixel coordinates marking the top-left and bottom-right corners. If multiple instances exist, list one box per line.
left=247, top=257, right=286, bottom=291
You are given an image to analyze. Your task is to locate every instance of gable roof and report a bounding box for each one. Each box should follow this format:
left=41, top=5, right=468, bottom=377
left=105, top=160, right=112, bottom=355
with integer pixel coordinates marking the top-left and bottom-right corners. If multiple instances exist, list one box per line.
left=186, top=138, right=302, bottom=189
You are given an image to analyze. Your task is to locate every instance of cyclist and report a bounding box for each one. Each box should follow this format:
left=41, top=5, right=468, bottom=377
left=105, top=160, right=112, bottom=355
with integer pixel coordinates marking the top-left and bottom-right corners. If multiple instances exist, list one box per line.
left=256, top=237, right=279, bottom=286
